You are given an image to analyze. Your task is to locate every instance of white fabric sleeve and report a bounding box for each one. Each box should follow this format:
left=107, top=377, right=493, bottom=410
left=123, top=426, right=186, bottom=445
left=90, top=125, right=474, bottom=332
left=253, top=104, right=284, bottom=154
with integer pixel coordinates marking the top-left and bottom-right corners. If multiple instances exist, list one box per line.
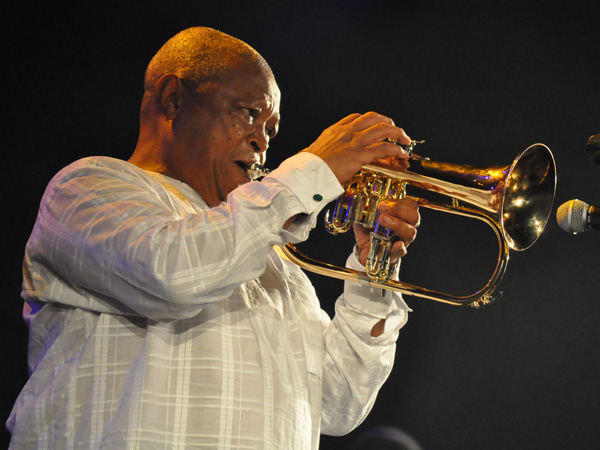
left=22, top=153, right=343, bottom=321
left=320, top=251, right=412, bottom=435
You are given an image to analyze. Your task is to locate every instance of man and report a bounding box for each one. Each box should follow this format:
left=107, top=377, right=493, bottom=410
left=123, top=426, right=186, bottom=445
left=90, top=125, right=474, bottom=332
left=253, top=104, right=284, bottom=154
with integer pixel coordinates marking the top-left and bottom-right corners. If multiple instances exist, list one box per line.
left=7, top=27, right=420, bottom=449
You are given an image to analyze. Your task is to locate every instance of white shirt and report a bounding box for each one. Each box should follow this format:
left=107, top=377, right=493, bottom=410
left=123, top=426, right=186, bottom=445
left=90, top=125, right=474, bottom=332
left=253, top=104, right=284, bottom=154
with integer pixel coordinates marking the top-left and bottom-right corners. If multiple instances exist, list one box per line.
left=8, top=152, right=410, bottom=449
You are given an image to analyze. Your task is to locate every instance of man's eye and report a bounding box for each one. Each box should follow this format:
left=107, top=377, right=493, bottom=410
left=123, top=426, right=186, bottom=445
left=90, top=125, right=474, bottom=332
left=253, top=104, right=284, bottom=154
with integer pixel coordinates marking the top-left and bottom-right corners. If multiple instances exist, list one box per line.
left=242, top=108, right=257, bottom=124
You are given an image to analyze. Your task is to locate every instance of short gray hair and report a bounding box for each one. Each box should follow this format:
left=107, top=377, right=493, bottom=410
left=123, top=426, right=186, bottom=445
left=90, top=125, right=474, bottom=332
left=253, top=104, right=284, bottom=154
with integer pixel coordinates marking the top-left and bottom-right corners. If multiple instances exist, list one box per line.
left=144, top=27, right=271, bottom=93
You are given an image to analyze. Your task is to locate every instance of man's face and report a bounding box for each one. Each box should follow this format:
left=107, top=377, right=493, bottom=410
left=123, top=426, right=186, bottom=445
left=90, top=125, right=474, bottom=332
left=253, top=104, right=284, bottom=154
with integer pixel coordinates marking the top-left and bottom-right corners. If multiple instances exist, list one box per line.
left=170, top=63, right=281, bottom=206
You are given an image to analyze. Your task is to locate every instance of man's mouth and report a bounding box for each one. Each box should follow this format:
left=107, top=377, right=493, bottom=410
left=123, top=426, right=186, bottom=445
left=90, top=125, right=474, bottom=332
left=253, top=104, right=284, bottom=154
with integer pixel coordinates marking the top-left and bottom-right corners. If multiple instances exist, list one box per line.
left=234, top=160, right=252, bottom=179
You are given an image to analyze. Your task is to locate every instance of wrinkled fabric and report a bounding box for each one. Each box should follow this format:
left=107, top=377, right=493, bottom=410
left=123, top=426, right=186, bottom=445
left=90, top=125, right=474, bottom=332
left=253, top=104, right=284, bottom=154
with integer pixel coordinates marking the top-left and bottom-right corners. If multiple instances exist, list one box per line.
left=8, top=153, right=410, bottom=449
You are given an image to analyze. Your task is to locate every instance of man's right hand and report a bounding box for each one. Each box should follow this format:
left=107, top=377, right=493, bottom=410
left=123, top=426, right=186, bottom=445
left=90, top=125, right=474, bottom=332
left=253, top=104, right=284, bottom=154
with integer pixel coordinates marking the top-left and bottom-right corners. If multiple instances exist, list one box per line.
left=302, top=112, right=412, bottom=185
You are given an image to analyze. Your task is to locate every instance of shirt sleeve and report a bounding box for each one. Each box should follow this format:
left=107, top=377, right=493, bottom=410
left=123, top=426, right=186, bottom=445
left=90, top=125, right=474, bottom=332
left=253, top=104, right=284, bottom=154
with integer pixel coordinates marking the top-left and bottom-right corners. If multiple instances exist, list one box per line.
left=22, top=153, right=343, bottom=321
left=320, top=252, right=412, bottom=435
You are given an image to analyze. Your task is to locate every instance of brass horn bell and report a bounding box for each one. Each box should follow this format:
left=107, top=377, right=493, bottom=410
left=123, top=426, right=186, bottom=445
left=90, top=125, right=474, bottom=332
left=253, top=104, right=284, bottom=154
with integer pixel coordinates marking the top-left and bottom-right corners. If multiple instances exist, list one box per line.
left=279, top=143, right=556, bottom=307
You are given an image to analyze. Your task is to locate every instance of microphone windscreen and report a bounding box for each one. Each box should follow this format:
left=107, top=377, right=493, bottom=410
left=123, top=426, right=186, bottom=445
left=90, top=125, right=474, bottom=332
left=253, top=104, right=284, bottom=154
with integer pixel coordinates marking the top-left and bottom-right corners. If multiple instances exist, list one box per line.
left=556, top=199, right=589, bottom=233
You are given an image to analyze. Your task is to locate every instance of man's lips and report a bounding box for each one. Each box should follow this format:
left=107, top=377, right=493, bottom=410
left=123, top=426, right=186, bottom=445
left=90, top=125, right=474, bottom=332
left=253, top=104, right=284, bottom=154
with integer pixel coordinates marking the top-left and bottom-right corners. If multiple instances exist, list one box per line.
left=234, top=160, right=253, bottom=180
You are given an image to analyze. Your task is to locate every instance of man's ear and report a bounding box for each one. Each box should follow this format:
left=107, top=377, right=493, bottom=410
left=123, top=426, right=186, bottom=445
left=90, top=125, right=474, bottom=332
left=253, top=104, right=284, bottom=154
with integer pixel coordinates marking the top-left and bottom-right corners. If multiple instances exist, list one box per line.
left=156, top=74, right=182, bottom=120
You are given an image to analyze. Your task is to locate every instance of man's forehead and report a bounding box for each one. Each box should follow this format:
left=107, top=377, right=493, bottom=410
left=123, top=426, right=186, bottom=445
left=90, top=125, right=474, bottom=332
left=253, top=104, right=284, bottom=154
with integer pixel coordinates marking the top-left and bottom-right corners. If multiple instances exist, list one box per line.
left=220, top=65, right=280, bottom=103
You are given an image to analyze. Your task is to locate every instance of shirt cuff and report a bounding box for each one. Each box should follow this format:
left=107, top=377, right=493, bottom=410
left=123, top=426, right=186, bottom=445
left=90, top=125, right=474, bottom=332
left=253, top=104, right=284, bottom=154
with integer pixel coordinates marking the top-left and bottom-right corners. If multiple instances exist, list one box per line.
left=262, top=152, right=344, bottom=216
left=262, top=152, right=344, bottom=241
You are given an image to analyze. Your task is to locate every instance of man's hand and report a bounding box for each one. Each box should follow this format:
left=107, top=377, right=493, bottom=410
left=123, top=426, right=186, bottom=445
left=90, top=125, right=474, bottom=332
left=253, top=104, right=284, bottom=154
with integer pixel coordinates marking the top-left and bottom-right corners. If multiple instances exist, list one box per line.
left=303, top=111, right=420, bottom=264
left=303, top=112, right=412, bottom=185
left=353, top=198, right=420, bottom=266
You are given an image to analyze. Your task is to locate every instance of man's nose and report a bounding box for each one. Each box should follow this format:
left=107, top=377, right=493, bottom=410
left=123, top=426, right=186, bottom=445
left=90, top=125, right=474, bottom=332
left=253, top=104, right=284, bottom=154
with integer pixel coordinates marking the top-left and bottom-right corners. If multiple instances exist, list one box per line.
left=249, top=129, right=269, bottom=154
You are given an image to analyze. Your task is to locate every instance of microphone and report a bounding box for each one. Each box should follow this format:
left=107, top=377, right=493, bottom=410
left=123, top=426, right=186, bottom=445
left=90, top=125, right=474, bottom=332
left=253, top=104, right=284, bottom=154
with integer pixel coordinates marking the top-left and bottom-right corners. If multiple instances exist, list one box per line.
left=586, top=134, right=600, bottom=163
left=556, top=199, right=600, bottom=234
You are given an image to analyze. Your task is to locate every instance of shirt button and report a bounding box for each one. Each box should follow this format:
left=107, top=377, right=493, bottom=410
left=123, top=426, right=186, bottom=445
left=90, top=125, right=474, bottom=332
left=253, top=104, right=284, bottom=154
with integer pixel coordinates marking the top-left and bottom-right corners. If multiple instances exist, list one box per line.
left=313, top=194, right=323, bottom=202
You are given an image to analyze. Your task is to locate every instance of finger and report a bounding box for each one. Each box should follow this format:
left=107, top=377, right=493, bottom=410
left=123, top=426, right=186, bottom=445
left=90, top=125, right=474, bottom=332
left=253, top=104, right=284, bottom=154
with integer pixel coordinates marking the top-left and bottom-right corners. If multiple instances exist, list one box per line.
left=357, top=120, right=411, bottom=145
left=352, top=224, right=371, bottom=246
left=390, top=240, right=408, bottom=260
left=378, top=199, right=420, bottom=227
left=360, top=127, right=412, bottom=162
left=377, top=199, right=419, bottom=247
left=379, top=215, right=418, bottom=248
left=335, top=112, right=362, bottom=127
left=351, top=111, right=396, bottom=130
left=365, top=141, right=411, bottom=162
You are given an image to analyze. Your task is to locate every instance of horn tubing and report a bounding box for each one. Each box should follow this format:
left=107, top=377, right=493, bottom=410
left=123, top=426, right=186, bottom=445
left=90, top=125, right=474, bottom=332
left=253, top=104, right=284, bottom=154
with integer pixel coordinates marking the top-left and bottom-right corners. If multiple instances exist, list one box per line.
left=362, top=158, right=509, bottom=214
left=279, top=198, right=510, bottom=307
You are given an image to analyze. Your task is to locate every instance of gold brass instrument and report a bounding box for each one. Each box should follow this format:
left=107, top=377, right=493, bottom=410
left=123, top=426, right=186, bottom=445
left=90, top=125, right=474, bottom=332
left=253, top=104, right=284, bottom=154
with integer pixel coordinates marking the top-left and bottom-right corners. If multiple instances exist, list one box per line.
left=250, top=142, right=556, bottom=307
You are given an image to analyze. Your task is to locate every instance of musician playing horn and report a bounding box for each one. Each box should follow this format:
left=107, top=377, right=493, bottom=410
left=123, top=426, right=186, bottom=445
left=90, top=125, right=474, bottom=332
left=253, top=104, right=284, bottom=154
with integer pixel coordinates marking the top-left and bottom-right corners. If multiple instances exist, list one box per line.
left=7, top=27, right=420, bottom=449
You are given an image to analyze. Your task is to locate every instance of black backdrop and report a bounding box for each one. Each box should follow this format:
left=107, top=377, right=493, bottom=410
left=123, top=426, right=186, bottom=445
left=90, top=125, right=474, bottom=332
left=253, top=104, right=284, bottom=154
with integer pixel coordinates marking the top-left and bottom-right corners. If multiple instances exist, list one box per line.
left=3, top=1, right=600, bottom=448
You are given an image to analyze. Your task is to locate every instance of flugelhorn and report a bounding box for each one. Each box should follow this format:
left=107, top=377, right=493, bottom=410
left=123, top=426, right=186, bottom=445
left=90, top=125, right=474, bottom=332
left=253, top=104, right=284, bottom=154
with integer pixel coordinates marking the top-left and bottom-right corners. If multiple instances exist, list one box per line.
left=250, top=142, right=556, bottom=307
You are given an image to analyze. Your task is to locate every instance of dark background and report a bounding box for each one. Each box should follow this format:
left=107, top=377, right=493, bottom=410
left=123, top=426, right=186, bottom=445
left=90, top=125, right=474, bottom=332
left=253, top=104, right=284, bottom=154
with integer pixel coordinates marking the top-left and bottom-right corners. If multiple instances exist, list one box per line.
left=2, top=0, right=599, bottom=448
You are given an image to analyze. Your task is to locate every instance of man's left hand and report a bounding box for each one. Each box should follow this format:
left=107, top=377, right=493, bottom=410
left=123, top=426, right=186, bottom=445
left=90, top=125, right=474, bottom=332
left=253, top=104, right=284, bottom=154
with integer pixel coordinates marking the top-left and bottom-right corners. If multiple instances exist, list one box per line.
left=353, top=198, right=420, bottom=266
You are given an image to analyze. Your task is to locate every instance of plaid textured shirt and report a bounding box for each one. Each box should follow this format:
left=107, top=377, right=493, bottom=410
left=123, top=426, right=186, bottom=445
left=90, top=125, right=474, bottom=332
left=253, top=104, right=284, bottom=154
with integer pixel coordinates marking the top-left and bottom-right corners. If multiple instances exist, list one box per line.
left=8, top=152, right=409, bottom=449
